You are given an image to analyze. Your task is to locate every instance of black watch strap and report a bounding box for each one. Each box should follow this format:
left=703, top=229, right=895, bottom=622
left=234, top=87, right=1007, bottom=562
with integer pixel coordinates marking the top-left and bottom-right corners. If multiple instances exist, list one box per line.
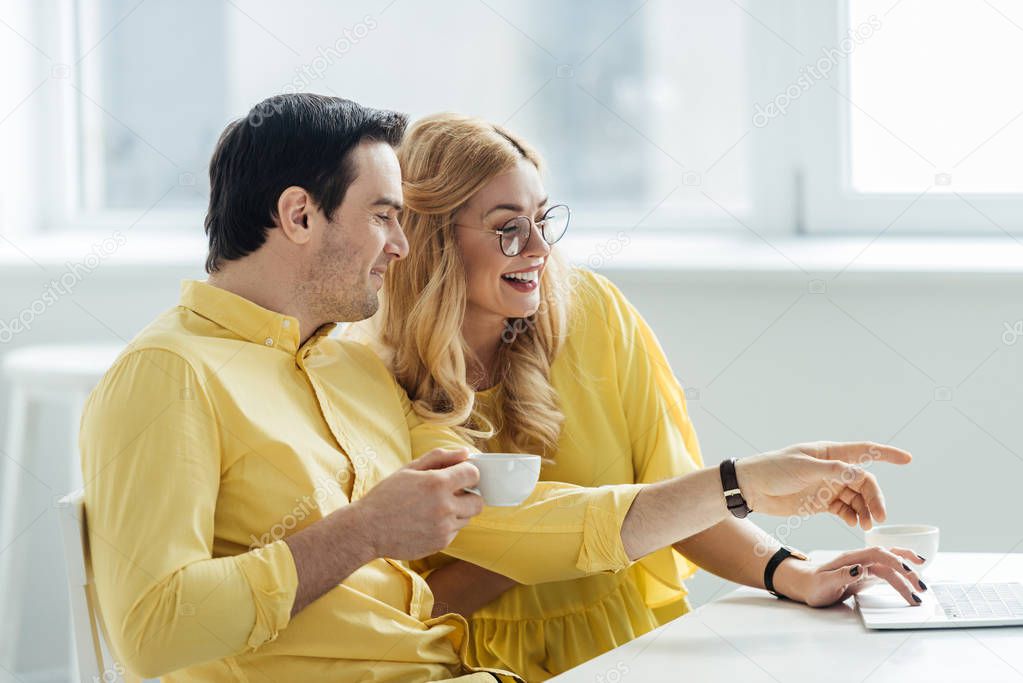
left=719, top=458, right=752, bottom=518
left=764, top=546, right=808, bottom=600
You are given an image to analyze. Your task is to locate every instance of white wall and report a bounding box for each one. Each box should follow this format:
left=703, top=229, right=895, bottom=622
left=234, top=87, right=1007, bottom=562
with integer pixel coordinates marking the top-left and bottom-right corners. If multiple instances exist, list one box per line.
left=1, top=246, right=1021, bottom=679
left=611, top=266, right=1023, bottom=605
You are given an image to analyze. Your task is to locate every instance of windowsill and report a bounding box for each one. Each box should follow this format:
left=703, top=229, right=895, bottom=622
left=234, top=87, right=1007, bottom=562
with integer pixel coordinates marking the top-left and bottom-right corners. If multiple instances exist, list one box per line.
left=0, top=231, right=208, bottom=277
left=560, top=232, right=1023, bottom=278
left=2, top=230, right=1023, bottom=279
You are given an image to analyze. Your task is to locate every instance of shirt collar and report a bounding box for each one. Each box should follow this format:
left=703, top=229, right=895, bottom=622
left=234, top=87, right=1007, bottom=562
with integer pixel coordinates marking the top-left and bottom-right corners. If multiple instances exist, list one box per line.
left=179, top=280, right=336, bottom=356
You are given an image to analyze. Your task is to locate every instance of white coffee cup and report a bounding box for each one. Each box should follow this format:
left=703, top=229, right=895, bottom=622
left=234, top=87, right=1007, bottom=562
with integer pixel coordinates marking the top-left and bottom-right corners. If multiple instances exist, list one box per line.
left=864, top=524, right=940, bottom=572
left=463, top=453, right=541, bottom=507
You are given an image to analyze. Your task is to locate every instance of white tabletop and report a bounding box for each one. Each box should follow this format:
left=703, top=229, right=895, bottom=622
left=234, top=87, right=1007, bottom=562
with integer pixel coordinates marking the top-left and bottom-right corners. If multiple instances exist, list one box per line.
left=552, top=552, right=1023, bottom=682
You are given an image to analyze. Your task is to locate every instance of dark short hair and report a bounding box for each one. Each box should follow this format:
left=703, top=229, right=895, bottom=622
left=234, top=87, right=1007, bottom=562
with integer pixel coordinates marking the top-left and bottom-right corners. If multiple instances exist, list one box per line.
left=204, top=93, right=407, bottom=273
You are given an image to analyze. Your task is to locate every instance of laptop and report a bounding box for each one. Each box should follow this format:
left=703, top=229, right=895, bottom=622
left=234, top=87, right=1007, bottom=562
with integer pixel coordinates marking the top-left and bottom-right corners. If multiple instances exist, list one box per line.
left=857, top=581, right=1023, bottom=629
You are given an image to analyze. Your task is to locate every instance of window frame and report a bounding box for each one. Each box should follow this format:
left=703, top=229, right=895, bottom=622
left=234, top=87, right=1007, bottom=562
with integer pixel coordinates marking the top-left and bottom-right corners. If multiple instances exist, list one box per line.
left=798, top=0, right=1023, bottom=234
left=33, top=0, right=803, bottom=238
left=13, top=0, right=1022, bottom=241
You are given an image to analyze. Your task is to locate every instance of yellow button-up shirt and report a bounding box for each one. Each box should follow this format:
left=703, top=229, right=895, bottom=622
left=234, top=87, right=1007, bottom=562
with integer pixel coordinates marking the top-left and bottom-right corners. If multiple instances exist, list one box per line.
left=80, top=280, right=643, bottom=682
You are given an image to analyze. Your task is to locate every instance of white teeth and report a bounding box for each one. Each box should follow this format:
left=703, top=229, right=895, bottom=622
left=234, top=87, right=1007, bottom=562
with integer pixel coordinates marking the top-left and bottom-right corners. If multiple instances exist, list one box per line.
left=502, top=271, right=538, bottom=283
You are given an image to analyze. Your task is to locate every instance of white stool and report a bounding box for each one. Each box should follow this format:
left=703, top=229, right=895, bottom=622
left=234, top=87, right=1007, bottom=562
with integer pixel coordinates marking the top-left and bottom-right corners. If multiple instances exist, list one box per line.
left=0, top=344, right=123, bottom=678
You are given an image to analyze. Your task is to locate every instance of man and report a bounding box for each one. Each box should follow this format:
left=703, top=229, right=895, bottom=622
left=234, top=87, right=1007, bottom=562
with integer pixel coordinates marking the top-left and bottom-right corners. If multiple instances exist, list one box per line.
left=80, top=94, right=917, bottom=682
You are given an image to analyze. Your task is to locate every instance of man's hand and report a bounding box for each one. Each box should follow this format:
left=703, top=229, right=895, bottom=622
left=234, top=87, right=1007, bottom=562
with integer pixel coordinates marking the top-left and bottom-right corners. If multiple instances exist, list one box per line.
left=736, top=441, right=912, bottom=529
left=284, top=447, right=484, bottom=616
left=352, top=447, right=485, bottom=560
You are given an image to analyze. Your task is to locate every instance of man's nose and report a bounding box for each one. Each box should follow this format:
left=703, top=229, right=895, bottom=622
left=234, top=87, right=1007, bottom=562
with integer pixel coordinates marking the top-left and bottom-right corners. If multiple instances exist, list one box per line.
left=389, top=221, right=409, bottom=260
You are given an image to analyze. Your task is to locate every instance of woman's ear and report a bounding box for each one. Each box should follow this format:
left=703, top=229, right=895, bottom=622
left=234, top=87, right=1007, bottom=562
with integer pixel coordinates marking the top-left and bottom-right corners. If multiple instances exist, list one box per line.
left=276, top=186, right=312, bottom=245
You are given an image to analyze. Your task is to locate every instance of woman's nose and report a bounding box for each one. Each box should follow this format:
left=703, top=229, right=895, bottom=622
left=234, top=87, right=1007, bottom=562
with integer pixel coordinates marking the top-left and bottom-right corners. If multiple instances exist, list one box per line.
left=523, top=221, right=551, bottom=258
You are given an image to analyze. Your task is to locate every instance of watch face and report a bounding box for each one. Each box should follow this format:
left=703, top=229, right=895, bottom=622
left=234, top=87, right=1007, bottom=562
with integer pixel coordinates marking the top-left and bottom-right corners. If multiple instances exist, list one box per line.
left=789, top=548, right=809, bottom=561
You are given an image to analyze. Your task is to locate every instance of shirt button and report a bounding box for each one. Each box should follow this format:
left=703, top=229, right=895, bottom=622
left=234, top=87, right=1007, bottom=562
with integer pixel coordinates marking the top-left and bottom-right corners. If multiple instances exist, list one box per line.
left=264, top=337, right=274, bottom=346
left=282, top=320, right=291, bottom=329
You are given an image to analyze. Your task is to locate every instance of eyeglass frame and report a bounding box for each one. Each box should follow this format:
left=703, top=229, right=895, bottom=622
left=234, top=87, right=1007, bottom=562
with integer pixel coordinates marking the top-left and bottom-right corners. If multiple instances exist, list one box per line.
left=453, top=204, right=571, bottom=257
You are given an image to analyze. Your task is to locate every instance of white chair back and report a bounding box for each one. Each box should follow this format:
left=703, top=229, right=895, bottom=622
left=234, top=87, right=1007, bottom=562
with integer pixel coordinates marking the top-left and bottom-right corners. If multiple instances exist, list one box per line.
left=57, top=490, right=140, bottom=683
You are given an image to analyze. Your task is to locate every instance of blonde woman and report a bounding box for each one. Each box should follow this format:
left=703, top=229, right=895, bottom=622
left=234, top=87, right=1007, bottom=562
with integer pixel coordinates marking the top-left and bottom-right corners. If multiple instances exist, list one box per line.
left=352, top=113, right=927, bottom=680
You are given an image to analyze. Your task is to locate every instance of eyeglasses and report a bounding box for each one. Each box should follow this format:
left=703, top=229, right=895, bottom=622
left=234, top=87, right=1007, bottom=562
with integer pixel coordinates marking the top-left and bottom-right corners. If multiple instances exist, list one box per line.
left=456, top=204, right=571, bottom=257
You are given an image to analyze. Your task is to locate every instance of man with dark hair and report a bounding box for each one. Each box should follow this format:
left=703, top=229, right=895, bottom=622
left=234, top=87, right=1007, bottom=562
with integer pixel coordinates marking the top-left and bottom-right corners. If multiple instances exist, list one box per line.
left=81, top=93, right=529, bottom=682
left=203, top=94, right=407, bottom=274
left=79, top=94, right=912, bottom=682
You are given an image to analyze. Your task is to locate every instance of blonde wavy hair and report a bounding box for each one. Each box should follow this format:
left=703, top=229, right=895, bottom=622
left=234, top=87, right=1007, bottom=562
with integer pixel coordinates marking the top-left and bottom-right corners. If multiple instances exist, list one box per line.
left=356, top=113, right=572, bottom=456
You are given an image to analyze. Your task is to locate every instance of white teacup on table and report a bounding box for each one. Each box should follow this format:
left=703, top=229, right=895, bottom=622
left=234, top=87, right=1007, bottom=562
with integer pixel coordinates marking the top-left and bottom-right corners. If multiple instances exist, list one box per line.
left=864, top=524, right=940, bottom=572
left=463, top=453, right=541, bottom=507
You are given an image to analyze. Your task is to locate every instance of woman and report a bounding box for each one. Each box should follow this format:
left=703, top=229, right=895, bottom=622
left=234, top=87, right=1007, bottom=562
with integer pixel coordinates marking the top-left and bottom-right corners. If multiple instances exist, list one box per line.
left=351, top=113, right=926, bottom=680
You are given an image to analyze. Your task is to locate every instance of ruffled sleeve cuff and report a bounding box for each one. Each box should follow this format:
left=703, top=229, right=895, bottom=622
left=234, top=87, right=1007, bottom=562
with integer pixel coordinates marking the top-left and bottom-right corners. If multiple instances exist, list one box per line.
left=576, top=484, right=644, bottom=574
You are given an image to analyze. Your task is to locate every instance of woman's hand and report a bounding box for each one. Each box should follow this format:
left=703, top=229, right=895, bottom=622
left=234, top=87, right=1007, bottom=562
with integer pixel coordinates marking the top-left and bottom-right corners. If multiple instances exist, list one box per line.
left=736, top=441, right=912, bottom=529
left=426, top=559, right=519, bottom=618
left=778, top=546, right=928, bottom=607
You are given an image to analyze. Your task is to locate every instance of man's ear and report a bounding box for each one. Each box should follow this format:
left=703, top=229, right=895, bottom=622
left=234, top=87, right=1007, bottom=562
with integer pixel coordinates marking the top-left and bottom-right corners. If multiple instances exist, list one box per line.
left=276, top=186, right=313, bottom=245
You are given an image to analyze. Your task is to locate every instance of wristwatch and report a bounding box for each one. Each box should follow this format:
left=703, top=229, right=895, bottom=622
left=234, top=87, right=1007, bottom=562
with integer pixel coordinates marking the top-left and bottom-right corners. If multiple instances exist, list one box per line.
left=764, top=546, right=809, bottom=600
left=719, top=458, right=752, bottom=518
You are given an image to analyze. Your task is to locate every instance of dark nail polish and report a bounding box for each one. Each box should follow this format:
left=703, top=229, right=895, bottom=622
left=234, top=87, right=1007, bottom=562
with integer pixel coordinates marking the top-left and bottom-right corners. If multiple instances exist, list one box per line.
left=912, top=593, right=922, bottom=604
left=851, top=565, right=860, bottom=577
left=916, top=554, right=927, bottom=562
left=901, top=562, right=911, bottom=572
left=919, top=579, right=928, bottom=591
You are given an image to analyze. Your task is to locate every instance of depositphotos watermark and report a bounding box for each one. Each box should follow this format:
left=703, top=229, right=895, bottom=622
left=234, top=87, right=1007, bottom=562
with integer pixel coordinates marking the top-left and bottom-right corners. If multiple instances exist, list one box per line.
left=248, top=448, right=378, bottom=552
left=753, top=446, right=881, bottom=556
left=594, top=662, right=630, bottom=683
left=0, top=231, right=127, bottom=344
left=1003, top=320, right=1023, bottom=345
left=752, top=15, right=882, bottom=128
left=250, top=15, right=379, bottom=127
left=92, top=660, right=126, bottom=683
left=248, top=468, right=347, bottom=551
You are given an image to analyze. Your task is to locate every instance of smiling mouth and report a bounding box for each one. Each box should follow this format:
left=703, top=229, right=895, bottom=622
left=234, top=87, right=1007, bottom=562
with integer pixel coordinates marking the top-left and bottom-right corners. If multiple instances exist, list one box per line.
left=501, top=270, right=539, bottom=284
left=501, top=268, right=541, bottom=293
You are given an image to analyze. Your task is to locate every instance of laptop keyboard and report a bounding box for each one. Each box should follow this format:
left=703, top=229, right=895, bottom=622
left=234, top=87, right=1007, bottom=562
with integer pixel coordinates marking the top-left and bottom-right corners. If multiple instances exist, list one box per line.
left=933, top=582, right=1023, bottom=620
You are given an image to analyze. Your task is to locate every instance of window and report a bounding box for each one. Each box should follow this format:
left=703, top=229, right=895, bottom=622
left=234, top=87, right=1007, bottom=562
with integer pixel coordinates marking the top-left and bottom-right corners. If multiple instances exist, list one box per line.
left=76, top=0, right=228, bottom=212
left=849, top=0, right=1023, bottom=194
left=8, top=0, right=1022, bottom=237
left=801, top=0, right=1023, bottom=232
left=34, top=0, right=764, bottom=233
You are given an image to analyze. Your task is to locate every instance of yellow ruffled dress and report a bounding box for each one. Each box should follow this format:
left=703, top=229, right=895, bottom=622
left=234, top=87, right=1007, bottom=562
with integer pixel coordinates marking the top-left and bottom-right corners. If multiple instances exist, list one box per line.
left=417, top=269, right=704, bottom=681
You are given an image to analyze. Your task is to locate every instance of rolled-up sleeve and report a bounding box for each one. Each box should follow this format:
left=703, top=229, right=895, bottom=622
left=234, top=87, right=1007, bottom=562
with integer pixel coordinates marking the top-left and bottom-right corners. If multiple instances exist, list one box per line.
left=80, top=349, right=297, bottom=678
left=400, top=387, right=643, bottom=584
left=442, top=480, right=643, bottom=584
